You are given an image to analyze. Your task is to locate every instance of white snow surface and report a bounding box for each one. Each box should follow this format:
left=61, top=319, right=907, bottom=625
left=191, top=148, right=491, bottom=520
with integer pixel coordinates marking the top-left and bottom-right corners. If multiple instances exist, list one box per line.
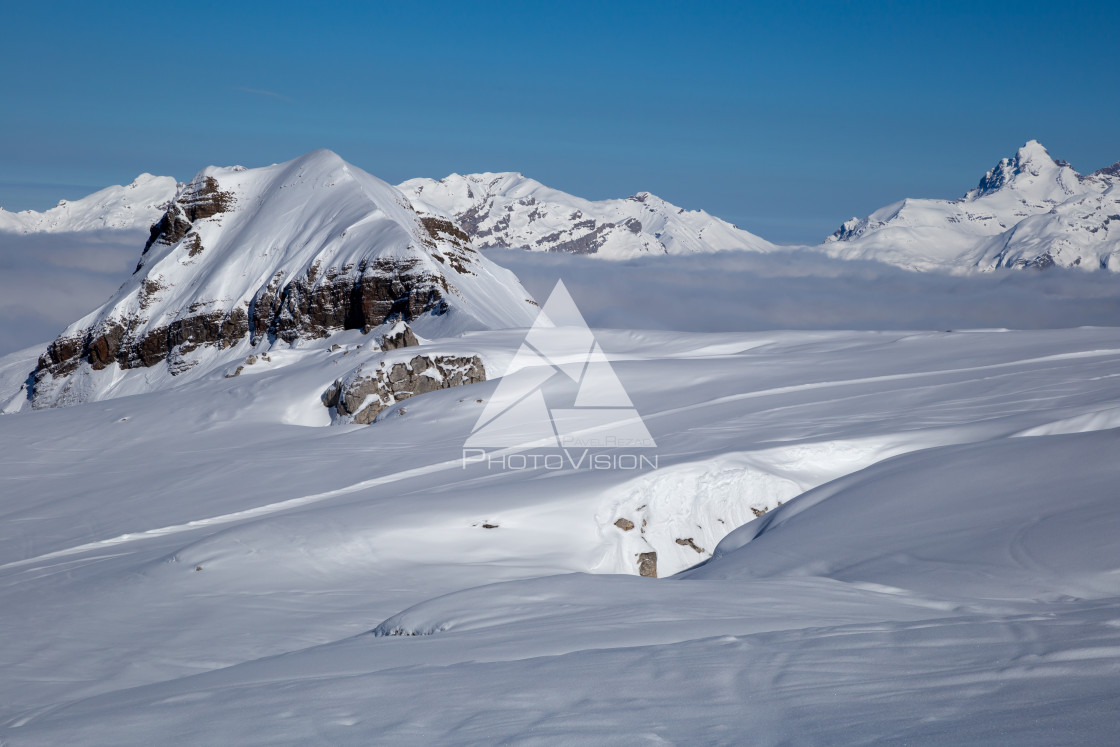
left=399, top=171, right=776, bottom=259
left=3, top=324, right=1120, bottom=743
left=0, top=174, right=177, bottom=234
left=824, top=140, right=1120, bottom=272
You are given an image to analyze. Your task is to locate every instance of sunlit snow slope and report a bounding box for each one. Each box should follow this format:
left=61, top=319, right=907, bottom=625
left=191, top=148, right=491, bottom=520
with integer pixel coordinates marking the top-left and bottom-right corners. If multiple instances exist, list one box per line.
left=2, top=326, right=1119, bottom=742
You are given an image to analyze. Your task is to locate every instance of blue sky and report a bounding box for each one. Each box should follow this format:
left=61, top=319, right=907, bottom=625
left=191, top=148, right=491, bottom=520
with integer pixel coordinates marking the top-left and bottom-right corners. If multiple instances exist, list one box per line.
left=2, top=0, right=1118, bottom=243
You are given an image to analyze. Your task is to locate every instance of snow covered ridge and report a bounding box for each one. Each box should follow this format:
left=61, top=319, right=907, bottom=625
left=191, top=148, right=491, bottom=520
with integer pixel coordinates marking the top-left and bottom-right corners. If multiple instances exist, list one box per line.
left=398, top=171, right=777, bottom=259
left=0, top=174, right=178, bottom=234
left=29, top=150, right=538, bottom=409
left=9, top=140, right=1120, bottom=273
left=825, top=139, right=1120, bottom=272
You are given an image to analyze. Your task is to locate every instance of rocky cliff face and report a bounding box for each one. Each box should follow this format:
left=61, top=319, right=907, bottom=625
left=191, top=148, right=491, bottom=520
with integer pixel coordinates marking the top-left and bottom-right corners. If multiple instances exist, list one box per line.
left=30, top=150, right=538, bottom=409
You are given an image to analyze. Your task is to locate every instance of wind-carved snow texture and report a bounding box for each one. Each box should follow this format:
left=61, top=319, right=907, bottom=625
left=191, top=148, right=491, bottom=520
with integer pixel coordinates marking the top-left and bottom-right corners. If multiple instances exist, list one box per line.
left=825, top=139, right=1120, bottom=271
left=399, top=171, right=776, bottom=259
left=4, top=325, right=1120, bottom=743
left=27, top=150, right=539, bottom=410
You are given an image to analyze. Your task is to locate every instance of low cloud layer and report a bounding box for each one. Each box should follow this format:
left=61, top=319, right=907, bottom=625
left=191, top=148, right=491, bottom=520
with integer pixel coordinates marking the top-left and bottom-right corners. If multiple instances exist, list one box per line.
left=489, top=249, right=1120, bottom=333
left=2, top=238, right=1118, bottom=360
left=0, top=230, right=141, bottom=356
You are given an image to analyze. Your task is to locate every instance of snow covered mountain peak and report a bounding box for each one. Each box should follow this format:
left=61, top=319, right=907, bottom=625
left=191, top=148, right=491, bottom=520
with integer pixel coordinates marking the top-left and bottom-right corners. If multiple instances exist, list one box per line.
left=31, top=151, right=538, bottom=409
left=824, top=140, right=1120, bottom=271
left=965, top=139, right=1079, bottom=201
left=399, top=172, right=775, bottom=259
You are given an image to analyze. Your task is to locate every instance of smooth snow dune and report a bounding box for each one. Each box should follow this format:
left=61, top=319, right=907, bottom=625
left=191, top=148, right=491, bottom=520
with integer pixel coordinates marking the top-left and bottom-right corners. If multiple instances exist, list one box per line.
left=6, top=431, right=1120, bottom=745
left=690, top=429, right=1120, bottom=600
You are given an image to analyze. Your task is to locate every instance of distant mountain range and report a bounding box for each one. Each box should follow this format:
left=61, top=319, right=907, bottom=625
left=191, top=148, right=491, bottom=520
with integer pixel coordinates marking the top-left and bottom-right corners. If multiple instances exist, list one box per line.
left=3, top=141, right=1118, bottom=274
left=399, top=172, right=776, bottom=259
left=0, top=174, right=177, bottom=234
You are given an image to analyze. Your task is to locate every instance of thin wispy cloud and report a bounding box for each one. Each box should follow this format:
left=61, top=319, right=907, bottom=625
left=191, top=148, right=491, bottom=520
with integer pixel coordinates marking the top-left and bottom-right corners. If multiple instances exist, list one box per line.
left=234, top=87, right=294, bottom=103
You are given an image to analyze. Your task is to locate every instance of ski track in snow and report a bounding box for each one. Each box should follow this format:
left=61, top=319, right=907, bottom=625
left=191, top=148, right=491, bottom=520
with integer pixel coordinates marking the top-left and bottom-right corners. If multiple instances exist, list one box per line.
left=649, top=347, right=1120, bottom=420
left=0, top=456, right=466, bottom=573
left=4, top=346, right=1118, bottom=576
left=3, top=326, right=1120, bottom=743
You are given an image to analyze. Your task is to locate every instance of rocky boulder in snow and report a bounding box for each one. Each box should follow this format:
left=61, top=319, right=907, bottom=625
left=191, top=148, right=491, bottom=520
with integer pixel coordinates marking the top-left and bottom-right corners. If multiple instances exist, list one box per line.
left=379, top=321, right=420, bottom=351
left=323, top=354, right=486, bottom=424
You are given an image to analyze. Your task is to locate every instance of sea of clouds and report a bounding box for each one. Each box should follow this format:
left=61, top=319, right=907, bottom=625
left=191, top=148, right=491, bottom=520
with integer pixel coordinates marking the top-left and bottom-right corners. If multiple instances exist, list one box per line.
left=490, top=249, right=1120, bottom=333
left=2, top=236, right=1119, bottom=357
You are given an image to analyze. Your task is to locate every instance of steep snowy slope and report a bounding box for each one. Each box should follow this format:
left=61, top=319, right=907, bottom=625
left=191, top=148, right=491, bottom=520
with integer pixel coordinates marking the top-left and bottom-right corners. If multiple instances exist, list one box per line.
left=0, top=174, right=177, bottom=234
left=824, top=140, right=1120, bottom=271
left=399, top=171, right=775, bottom=258
left=29, top=150, right=538, bottom=409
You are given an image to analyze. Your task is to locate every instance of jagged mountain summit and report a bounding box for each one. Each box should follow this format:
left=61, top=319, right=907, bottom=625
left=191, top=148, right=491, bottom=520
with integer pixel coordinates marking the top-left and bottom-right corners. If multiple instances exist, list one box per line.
left=30, top=150, right=538, bottom=409
left=0, top=174, right=178, bottom=234
left=398, top=172, right=775, bottom=259
left=824, top=140, right=1120, bottom=271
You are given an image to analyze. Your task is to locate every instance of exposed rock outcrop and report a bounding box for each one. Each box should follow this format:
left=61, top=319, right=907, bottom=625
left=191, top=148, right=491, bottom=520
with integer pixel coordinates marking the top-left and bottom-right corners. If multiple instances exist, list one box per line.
left=38, top=307, right=249, bottom=379
left=323, top=354, right=485, bottom=424
left=674, top=537, right=706, bottom=554
left=35, top=261, right=447, bottom=391
left=138, top=175, right=235, bottom=272
left=249, top=260, right=448, bottom=345
left=380, top=321, right=420, bottom=350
